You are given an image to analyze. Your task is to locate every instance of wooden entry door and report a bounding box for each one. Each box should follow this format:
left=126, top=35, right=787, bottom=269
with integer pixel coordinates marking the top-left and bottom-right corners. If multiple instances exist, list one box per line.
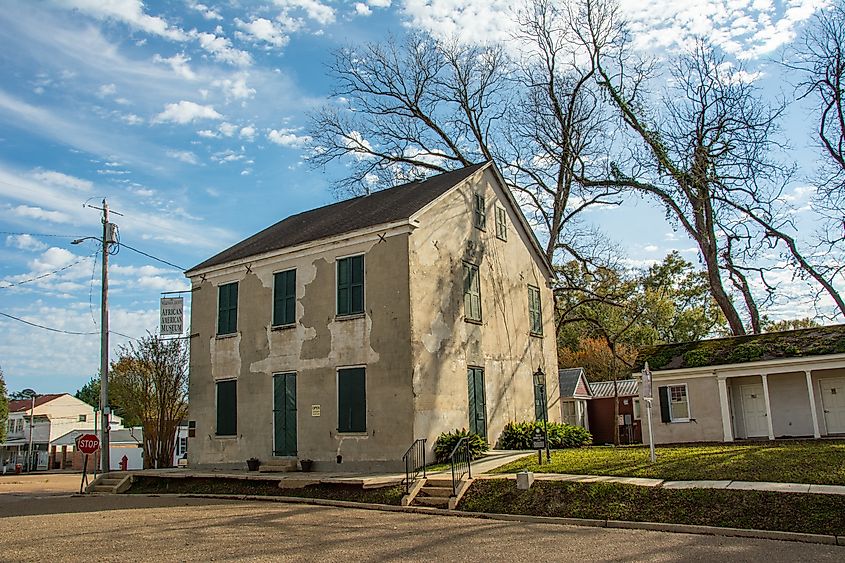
left=467, top=367, right=487, bottom=440
left=740, top=383, right=768, bottom=438
left=273, top=373, right=297, bottom=456
left=820, top=378, right=845, bottom=434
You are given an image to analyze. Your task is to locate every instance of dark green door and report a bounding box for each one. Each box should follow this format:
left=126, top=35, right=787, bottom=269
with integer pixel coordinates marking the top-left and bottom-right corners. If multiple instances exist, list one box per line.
left=467, top=367, right=487, bottom=439
left=273, top=373, right=297, bottom=456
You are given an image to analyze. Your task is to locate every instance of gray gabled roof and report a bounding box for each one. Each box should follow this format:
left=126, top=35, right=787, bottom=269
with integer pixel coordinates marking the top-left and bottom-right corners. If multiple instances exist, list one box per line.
left=187, top=163, right=488, bottom=274
left=558, top=368, right=591, bottom=398
left=589, top=379, right=639, bottom=398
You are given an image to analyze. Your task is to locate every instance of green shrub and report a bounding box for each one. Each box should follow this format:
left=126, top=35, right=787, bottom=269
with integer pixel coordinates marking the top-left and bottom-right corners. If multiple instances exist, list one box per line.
left=433, top=428, right=489, bottom=463
left=498, top=421, right=592, bottom=449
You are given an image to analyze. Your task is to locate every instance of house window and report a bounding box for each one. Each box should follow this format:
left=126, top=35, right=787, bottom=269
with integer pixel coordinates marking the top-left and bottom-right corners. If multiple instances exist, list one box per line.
left=216, top=379, right=237, bottom=436
left=495, top=206, right=507, bottom=240
left=6, top=420, right=12, bottom=433
left=633, top=398, right=641, bottom=420
left=217, top=282, right=238, bottom=335
left=658, top=384, right=690, bottom=423
left=273, top=269, right=296, bottom=326
left=474, top=193, right=486, bottom=229
left=78, top=415, right=87, bottom=423
left=179, top=437, right=188, bottom=455
left=337, top=255, right=364, bottom=316
left=528, top=285, right=543, bottom=336
left=463, top=262, right=482, bottom=322
left=562, top=401, right=577, bottom=426
left=338, top=367, right=366, bottom=433
left=16, top=419, right=23, bottom=432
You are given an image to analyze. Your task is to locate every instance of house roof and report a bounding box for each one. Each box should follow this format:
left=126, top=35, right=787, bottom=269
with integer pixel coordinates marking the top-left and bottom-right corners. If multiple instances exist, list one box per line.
left=51, top=428, right=142, bottom=446
left=187, top=163, right=489, bottom=274
left=635, top=324, right=845, bottom=372
left=8, top=393, right=66, bottom=413
left=589, top=379, right=639, bottom=398
left=558, top=368, right=591, bottom=398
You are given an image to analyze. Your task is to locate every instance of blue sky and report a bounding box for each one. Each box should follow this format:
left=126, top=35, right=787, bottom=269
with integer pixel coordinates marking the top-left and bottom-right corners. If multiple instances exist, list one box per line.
left=0, top=0, right=836, bottom=394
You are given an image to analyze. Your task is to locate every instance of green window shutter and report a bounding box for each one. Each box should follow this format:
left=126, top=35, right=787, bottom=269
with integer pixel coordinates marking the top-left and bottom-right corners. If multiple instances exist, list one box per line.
left=658, top=386, right=672, bottom=423
left=337, top=256, right=364, bottom=316
left=338, top=368, right=366, bottom=432
left=463, top=263, right=481, bottom=321
left=216, top=380, right=237, bottom=436
left=496, top=207, right=507, bottom=240
left=474, top=193, right=486, bottom=229
left=273, top=269, right=296, bottom=326
left=217, top=283, right=238, bottom=335
left=528, top=286, right=542, bottom=335
left=467, top=367, right=487, bottom=439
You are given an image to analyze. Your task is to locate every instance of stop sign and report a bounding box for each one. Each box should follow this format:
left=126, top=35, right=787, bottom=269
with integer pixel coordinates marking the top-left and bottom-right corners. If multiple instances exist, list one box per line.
left=76, top=433, right=100, bottom=455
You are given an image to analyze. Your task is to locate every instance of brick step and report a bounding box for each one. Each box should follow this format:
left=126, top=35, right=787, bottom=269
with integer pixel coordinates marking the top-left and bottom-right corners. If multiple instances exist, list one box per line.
left=414, top=495, right=450, bottom=507
left=424, top=479, right=452, bottom=488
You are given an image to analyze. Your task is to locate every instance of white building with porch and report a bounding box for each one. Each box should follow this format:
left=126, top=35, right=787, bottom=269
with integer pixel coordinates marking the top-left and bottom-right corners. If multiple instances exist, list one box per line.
left=636, top=325, right=845, bottom=444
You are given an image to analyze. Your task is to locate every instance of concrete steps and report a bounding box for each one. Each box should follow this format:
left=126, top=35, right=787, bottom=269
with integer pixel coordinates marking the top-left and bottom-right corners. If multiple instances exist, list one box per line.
left=410, top=478, right=457, bottom=508
left=86, top=472, right=132, bottom=494
left=259, top=460, right=299, bottom=473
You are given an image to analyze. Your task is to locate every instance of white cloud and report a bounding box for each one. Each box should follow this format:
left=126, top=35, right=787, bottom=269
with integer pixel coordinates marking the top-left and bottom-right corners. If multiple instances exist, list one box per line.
left=218, top=122, right=238, bottom=137
left=236, top=17, right=290, bottom=48
left=644, top=244, right=659, bottom=252
left=274, top=0, right=335, bottom=25
left=195, top=31, right=252, bottom=66
left=11, top=204, right=72, bottom=223
left=268, top=128, right=311, bottom=148
left=343, top=130, right=372, bottom=158
left=213, top=76, right=256, bottom=100
left=354, top=3, right=372, bottom=16
left=187, top=1, right=223, bottom=20
left=121, top=113, right=144, bottom=125
left=153, top=100, right=222, bottom=124
left=97, top=83, right=117, bottom=97
left=30, top=170, right=93, bottom=191
left=166, top=149, right=200, bottom=164
left=239, top=126, right=256, bottom=140
left=57, top=0, right=188, bottom=41
left=5, top=234, right=48, bottom=252
left=152, top=53, right=196, bottom=80
left=197, top=129, right=218, bottom=138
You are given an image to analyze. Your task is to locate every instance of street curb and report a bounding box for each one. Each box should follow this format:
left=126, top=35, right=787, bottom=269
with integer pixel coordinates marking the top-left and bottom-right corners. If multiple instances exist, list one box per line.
left=125, top=492, right=843, bottom=546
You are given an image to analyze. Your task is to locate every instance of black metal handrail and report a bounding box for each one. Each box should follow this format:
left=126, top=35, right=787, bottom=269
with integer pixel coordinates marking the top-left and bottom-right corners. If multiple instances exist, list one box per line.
left=449, top=437, right=472, bottom=496
left=402, top=438, right=427, bottom=494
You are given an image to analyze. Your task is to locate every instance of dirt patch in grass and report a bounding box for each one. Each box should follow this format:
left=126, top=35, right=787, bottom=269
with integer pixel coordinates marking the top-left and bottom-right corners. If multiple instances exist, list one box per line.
left=460, top=479, right=845, bottom=536
left=127, top=476, right=403, bottom=505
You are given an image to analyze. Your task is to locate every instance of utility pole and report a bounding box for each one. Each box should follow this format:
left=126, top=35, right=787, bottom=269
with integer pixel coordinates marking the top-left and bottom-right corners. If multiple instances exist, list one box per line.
left=100, top=199, right=111, bottom=473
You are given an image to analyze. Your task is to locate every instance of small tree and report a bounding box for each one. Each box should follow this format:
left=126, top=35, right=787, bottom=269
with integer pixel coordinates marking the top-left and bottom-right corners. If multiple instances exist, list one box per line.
left=0, top=365, right=8, bottom=444
left=110, top=334, right=188, bottom=468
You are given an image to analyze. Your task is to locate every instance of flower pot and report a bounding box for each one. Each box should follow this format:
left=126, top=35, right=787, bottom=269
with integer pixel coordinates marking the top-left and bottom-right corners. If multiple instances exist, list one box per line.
left=246, top=459, right=260, bottom=471
left=300, top=460, right=313, bottom=472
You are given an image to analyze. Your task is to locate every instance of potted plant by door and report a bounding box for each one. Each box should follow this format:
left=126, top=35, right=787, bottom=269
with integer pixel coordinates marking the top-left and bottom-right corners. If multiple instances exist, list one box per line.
left=246, top=457, right=261, bottom=471
left=300, top=459, right=313, bottom=472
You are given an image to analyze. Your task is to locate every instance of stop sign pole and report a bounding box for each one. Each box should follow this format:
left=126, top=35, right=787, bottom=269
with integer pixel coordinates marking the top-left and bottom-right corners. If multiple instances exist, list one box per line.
left=76, top=434, right=100, bottom=493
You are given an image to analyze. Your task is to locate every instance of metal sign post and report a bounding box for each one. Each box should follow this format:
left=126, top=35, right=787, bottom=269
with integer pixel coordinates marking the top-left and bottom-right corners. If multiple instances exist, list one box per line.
left=76, top=434, right=101, bottom=494
left=532, top=428, right=546, bottom=465
left=642, top=363, right=656, bottom=463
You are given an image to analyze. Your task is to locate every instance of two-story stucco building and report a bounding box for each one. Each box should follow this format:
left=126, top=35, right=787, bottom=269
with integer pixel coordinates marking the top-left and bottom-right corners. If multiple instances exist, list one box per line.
left=185, top=162, right=560, bottom=471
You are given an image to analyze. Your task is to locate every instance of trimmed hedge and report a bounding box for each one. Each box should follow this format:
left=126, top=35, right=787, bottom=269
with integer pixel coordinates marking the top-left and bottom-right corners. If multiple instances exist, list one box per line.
left=433, top=428, right=489, bottom=463
left=497, top=421, right=592, bottom=450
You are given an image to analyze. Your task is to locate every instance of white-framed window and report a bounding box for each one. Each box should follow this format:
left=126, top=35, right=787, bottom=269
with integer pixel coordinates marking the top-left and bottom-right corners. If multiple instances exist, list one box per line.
left=78, top=414, right=87, bottom=422
left=665, top=384, right=690, bottom=422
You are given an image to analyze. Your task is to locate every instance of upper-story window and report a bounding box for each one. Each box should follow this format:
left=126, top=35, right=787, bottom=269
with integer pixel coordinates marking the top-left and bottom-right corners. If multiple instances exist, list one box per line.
left=217, top=282, right=238, bottom=335
left=528, top=285, right=543, bottom=336
left=495, top=206, right=508, bottom=241
left=273, top=269, right=296, bottom=326
left=474, top=193, right=486, bottom=229
left=78, top=414, right=87, bottom=422
left=463, top=262, right=482, bottom=322
left=337, top=255, right=364, bottom=316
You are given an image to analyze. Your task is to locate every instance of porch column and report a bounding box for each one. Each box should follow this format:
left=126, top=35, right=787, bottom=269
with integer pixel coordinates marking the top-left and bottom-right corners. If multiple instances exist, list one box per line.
left=717, top=375, right=733, bottom=442
left=805, top=370, right=821, bottom=438
left=761, top=373, right=775, bottom=440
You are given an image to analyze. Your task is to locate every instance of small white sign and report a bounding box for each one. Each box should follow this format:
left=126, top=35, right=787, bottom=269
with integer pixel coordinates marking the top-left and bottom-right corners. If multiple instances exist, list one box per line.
left=311, top=405, right=321, bottom=417
left=641, top=362, right=653, bottom=399
left=160, top=297, right=184, bottom=336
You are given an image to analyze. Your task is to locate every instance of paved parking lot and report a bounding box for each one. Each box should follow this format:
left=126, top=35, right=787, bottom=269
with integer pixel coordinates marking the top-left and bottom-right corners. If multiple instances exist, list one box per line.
left=0, top=493, right=842, bottom=562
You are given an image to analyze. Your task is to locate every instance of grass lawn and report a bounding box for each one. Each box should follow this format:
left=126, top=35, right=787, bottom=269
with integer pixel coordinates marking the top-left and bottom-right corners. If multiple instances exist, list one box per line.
left=492, top=440, right=845, bottom=485
left=460, top=480, right=845, bottom=536
left=128, top=476, right=404, bottom=505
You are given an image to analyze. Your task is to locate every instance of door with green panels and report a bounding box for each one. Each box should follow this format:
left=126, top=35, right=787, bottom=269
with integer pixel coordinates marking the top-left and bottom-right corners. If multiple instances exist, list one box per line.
left=467, top=367, right=487, bottom=440
left=273, top=373, right=297, bottom=456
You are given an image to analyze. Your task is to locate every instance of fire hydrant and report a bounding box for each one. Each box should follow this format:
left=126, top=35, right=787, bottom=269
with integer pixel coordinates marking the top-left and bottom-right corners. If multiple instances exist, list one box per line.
left=119, top=455, right=128, bottom=471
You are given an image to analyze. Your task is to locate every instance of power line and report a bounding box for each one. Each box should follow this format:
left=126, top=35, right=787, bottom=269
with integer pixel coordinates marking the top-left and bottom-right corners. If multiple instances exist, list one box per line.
left=117, top=242, right=185, bottom=271
left=0, top=231, right=86, bottom=239
left=0, top=251, right=98, bottom=289
left=0, top=311, right=99, bottom=335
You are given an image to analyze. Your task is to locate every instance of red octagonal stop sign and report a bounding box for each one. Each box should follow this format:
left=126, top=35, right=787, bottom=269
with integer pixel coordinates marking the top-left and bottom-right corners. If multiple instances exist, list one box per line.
left=76, top=433, right=100, bottom=455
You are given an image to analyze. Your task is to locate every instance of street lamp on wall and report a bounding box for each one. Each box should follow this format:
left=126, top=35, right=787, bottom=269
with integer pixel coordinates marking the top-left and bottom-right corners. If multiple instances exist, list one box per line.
left=22, top=389, right=36, bottom=472
left=532, top=368, right=551, bottom=463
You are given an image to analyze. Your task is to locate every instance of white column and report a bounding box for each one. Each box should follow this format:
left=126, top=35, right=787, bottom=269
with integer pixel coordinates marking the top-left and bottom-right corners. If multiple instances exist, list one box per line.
left=761, top=373, right=775, bottom=440
left=805, top=370, right=821, bottom=438
left=717, top=376, right=733, bottom=442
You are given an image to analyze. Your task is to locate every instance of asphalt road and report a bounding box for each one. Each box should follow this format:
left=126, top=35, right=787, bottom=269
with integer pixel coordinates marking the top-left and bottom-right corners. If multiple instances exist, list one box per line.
left=0, top=493, right=842, bottom=562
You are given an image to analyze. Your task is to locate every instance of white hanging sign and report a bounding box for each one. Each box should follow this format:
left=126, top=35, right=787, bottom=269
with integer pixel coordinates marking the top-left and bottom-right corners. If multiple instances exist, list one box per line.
left=160, top=297, right=184, bottom=336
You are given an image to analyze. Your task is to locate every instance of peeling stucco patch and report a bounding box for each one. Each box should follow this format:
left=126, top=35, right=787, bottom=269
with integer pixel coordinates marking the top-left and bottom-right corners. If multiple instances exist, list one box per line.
left=210, top=334, right=242, bottom=380
left=422, top=312, right=451, bottom=354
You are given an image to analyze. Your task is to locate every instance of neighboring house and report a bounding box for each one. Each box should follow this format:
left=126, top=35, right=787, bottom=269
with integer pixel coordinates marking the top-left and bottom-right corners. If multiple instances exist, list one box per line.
left=185, top=162, right=560, bottom=471
left=558, top=368, right=591, bottom=429
left=635, top=325, right=845, bottom=445
left=1, top=393, right=123, bottom=471
left=51, top=428, right=144, bottom=471
left=587, top=379, right=641, bottom=445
